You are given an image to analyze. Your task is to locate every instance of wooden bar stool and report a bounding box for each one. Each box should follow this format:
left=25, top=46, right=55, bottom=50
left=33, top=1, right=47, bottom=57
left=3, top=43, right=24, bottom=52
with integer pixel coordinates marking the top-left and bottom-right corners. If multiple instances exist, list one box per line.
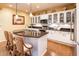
left=14, top=37, right=32, bottom=56
left=4, top=31, right=16, bottom=55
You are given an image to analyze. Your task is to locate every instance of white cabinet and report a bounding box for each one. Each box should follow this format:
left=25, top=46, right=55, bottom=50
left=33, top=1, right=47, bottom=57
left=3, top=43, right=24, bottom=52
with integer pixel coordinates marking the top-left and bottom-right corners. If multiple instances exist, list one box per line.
left=36, top=16, right=40, bottom=24
left=47, top=31, right=74, bottom=45
left=24, top=34, right=48, bottom=56
left=38, top=16, right=40, bottom=23
left=31, top=9, right=75, bottom=29
left=35, top=16, right=37, bottom=24
left=40, top=14, right=48, bottom=20
left=53, top=13, right=58, bottom=23
left=65, top=9, right=74, bottom=24
left=48, top=14, right=53, bottom=24
left=50, top=9, right=75, bottom=24
left=31, top=17, right=35, bottom=24
left=31, top=16, right=41, bottom=24
left=59, top=11, right=65, bottom=24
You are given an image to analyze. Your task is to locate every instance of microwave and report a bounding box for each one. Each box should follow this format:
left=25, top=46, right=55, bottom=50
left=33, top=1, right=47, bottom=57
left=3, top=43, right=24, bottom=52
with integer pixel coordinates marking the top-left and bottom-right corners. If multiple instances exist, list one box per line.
left=40, top=19, right=48, bottom=24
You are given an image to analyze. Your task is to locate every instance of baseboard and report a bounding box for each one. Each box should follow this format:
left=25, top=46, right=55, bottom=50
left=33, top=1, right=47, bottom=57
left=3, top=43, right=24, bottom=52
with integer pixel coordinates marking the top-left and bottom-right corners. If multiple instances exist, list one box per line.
left=41, top=49, right=47, bottom=56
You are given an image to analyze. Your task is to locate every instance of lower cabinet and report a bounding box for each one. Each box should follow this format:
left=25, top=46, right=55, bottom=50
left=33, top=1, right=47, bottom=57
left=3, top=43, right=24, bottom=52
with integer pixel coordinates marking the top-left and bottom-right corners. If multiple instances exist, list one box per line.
left=47, top=31, right=74, bottom=44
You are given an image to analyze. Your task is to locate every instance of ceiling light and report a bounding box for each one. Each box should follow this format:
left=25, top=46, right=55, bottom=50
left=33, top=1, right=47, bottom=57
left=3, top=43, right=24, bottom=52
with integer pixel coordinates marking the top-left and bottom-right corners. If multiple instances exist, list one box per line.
left=29, top=12, right=33, bottom=17
left=15, top=15, right=19, bottom=19
left=26, top=10, right=28, bottom=12
left=36, top=6, right=39, bottom=8
left=29, top=3, right=33, bottom=17
left=9, top=4, right=12, bottom=7
left=15, top=3, right=18, bottom=19
left=27, top=3, right=30, bottom=5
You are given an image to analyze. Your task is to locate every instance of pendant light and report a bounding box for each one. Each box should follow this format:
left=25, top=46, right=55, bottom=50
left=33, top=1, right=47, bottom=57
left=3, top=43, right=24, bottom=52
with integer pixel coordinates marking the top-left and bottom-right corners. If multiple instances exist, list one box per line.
left=15, top=3, right=18, bottom=19
left=29, top=3, right=33, bottom=17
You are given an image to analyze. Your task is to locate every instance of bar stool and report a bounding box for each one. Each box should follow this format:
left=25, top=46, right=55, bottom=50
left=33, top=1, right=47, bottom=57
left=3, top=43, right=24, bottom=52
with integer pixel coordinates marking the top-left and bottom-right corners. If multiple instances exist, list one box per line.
left=24, top=43, right=32, bottom=56
left=14, top=37, right=33, bottom=56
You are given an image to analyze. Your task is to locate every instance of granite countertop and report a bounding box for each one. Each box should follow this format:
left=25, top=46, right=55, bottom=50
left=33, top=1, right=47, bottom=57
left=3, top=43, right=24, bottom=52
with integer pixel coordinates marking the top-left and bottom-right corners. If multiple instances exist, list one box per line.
left=13, top=29, right=48, bottom=38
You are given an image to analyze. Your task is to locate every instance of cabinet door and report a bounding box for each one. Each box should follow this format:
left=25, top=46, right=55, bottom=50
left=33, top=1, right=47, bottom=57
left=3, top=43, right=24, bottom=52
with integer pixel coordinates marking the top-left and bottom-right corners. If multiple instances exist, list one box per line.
left=48, top=14, right=52, bottom=24
left=38, top=16, right=40, bottom=23
left=53, top=14, right=58, bottom=23
left=32, top=17, right=34, bottom=24
left=31, top=17, right=33, bottom=24
left=66, top=12, right=71, bottom=24
left=60, top=13, right=64, bottom=23
left=35, top=16, right=37, bottom=24
left=72, top=10, right=75, bottom=24
left=31, top=17, right=34, bottom=24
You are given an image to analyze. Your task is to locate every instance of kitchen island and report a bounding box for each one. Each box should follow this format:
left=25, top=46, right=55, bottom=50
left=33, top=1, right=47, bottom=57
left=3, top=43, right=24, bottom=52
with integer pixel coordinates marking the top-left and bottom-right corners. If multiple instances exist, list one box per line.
left=13, top=29, right=48, bottom=56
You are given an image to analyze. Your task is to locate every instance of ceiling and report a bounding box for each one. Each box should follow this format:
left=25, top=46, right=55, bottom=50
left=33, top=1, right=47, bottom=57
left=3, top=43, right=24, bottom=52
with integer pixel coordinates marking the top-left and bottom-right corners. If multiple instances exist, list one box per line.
left=1, top=3, right=71, bottom=13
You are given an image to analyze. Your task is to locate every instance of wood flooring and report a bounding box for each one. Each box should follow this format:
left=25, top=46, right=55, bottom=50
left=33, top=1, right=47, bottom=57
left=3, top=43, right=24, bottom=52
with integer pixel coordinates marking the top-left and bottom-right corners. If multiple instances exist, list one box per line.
left=44, top=40, right=76, bottom=56
left=0, top=40, right=76, bottom=56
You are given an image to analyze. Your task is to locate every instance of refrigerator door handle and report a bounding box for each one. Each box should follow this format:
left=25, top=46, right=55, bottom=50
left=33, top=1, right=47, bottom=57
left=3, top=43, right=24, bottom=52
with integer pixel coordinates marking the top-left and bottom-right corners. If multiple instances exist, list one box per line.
left=74, top=41, right=79, bottom=45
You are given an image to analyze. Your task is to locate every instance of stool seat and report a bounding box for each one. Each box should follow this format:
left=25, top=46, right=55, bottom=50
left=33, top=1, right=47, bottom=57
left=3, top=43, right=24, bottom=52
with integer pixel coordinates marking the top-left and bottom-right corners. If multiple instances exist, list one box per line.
left=25, top=43, right=32, bottom=49
left=24, top=43, right=33, bottom=56
left=24, top=46, right=28, bottom=52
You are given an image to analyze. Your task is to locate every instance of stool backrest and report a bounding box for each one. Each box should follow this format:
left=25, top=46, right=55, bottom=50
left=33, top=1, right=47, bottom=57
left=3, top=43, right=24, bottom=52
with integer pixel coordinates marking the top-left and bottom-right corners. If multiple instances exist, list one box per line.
left=8, top=32, right=14, bottom=46
left=15, top=37, right=24, bottom=55
left=4, top=31, right=9, bottom=41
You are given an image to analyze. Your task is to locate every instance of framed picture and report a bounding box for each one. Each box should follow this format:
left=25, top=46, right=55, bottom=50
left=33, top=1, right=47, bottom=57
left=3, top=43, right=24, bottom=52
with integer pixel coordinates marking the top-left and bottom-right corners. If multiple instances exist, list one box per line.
left=12, top=15, right=25, bottom=25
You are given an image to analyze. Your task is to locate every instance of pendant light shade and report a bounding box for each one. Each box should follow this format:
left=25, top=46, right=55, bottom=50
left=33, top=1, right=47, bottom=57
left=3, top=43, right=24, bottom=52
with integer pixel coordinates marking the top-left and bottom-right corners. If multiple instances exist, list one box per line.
left=29, top=3, right=33, bottom=17
left=15, top=15, right=18, bottom=19
left=29, top=12, right=33, bottom=17
left=15, top=3, right=18, bottom=19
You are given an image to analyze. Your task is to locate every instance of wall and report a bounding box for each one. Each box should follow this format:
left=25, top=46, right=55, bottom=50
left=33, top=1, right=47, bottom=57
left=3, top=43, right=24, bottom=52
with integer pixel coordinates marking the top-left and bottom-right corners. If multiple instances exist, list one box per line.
left=0, top=7, right=31, bottom=42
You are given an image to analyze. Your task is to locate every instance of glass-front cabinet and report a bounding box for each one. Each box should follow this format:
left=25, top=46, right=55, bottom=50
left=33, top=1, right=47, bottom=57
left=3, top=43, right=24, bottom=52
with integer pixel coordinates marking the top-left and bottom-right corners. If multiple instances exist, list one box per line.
left=35, top=16, right=37, bottom=24
left=31, top=17, right=34, bottom=24
left=48, top=14, right=52, bottom=24
left=59, top=13, right=64, bottom=23
left=31, top=9, right=75, bottom=27
left=53, top=13, right=58, bottom=23
left=38, top=16, right=40, bottom=23
left=66, top=9, right=75, bottom=24
left=31, top=16, right=41, bottom=24
left=66, top=12, right=71, bottom=24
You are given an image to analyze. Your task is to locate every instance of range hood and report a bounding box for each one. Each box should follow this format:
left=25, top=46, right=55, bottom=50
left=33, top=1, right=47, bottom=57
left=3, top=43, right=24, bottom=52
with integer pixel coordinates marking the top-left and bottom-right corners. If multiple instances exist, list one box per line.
left=40, top=14, right=48, bottom=20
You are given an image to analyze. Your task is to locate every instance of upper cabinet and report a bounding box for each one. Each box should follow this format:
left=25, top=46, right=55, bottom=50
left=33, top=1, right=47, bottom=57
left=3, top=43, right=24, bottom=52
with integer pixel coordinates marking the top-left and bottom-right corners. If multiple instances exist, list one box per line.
left=66, top=12, right=71, bottom=24
left=38, top=16, right=40, bottom=23
left=66, top=9, right=75, bottom=24
left=31, top=17, right=34, bottom=24
left=48, top=14, right=52, bottom=24
left=31, top=9, right=75, bottom=27
left=40, top=14, right=48, bottom=20
left=35, top=16, right=37, bottom=24
left=53, top=13, right=58, bottom=23
left=31, top=16, right=41, bottom=24
left=59, top=12, right=64, bottom=23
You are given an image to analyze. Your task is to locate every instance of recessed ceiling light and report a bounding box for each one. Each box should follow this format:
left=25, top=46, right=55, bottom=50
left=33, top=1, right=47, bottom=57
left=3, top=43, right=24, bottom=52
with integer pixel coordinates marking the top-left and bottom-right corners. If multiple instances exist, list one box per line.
left=26, top=10, right=28, bottom=12
left=36, top=6, right=39, bottom=8
left=9, top=4, right=13, bottom=7
left=27, top=3, right=30, bottom=5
